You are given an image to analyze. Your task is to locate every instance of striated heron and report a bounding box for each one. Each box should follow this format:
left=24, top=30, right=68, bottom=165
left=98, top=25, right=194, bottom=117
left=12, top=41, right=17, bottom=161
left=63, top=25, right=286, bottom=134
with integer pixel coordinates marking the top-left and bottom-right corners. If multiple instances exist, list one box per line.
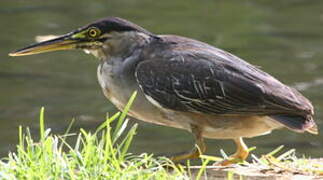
left=9, top=17, right=318, bottom=165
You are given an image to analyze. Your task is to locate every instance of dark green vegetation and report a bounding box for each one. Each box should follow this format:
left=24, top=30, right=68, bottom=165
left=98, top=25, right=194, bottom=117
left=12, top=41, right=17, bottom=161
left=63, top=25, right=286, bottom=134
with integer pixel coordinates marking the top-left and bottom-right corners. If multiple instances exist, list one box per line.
left=0, top=0, right=322, bottom=159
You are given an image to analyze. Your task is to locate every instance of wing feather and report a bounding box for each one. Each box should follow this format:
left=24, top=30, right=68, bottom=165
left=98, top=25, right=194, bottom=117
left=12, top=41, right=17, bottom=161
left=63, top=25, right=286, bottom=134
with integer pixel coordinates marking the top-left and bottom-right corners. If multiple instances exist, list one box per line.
left=135, top=37, right=313, bottom=116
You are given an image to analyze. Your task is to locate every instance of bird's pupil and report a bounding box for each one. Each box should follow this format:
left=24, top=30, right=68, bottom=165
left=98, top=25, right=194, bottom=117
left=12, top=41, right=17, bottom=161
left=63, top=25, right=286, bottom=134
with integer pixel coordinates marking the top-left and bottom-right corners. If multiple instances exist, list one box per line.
left=90, top=30, right=96, bottom=36
left=87, top=27, right=101, bottom=38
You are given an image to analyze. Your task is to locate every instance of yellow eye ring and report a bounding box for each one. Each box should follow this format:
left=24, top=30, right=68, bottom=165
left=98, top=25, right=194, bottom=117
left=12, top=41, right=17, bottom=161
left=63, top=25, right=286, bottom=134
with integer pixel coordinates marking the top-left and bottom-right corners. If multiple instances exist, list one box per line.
left=88, top=27, right=100, bottom=38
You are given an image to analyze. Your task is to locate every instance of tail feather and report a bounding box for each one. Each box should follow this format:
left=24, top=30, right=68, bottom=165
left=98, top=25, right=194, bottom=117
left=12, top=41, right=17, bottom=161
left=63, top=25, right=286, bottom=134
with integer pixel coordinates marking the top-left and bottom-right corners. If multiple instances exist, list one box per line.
left=270, top=114, right=318, bottom=134
left=307, top=123, right=319, bottom=135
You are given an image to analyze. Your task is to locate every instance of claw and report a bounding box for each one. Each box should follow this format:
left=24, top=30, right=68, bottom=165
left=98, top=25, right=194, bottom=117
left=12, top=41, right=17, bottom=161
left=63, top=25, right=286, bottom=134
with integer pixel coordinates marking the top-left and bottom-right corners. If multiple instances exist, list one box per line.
left=214, top=138, right=249, bottom=166
left=170, top=125, right=206, bottom=162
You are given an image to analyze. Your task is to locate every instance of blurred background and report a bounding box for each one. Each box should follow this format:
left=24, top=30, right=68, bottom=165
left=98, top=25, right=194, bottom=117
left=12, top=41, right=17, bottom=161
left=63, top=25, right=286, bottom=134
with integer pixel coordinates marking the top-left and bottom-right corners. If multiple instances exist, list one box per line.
left=0, top=0, right=322, bottom=158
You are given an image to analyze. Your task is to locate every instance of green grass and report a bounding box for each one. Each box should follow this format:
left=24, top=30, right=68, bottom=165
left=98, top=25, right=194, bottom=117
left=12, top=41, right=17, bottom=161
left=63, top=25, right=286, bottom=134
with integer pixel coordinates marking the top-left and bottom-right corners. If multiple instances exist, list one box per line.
left=0, top=92, right=196, bottom=179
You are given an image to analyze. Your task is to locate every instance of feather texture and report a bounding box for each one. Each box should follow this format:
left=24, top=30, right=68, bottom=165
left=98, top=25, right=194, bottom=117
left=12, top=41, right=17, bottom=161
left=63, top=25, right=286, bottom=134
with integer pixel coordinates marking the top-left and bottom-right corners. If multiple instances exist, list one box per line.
left=135, top=35, right=316, bottom=132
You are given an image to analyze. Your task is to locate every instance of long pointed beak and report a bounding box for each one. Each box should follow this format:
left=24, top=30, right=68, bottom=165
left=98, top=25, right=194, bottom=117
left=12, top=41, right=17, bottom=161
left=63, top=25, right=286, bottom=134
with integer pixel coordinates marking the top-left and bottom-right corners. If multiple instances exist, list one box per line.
left=9, top=35, right=79, bottom=57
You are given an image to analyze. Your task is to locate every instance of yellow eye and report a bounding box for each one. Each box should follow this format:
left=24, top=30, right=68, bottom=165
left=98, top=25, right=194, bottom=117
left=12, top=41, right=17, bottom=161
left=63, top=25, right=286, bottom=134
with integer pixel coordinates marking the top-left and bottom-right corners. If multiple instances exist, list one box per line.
left=88, top=27, right=100, bottom=38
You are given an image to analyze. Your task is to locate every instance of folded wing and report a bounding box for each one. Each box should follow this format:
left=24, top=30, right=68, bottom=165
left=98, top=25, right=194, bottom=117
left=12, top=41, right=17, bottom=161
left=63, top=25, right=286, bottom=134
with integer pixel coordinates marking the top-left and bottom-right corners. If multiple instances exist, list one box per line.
left=135, top=35, right=315, bottom=132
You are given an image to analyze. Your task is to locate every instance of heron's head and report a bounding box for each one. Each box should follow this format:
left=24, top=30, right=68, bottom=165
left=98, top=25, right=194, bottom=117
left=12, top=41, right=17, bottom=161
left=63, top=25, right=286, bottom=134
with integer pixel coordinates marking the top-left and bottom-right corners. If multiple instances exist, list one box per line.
left=9, top=17, right=154, bottom=59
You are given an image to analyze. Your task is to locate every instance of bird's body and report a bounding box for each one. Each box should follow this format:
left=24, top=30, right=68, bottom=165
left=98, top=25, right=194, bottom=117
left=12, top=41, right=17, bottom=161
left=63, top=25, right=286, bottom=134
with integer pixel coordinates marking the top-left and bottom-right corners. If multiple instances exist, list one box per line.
left=95, top=31, right=315, bottom=138
left=10, top=17, right=318, bottom=164
left=96, top=34, right=280, bottom=139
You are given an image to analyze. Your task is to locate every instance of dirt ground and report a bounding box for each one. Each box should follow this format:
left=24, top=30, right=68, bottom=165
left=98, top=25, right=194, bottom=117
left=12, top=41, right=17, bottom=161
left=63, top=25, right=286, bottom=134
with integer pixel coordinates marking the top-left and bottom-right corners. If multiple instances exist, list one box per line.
left=189, top=158, right=323, bottom=180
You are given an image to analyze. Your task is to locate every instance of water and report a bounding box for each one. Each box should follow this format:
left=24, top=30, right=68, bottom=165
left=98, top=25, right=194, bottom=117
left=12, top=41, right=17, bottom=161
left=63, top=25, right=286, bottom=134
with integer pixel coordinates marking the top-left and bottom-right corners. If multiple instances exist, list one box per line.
left=0, top=0, right=322, bottom=158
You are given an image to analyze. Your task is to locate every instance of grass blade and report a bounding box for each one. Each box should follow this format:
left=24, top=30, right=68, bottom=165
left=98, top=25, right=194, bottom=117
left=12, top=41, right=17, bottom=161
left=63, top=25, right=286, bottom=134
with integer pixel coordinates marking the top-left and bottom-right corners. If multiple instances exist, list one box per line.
left=113, top=91, right=137, bottom=141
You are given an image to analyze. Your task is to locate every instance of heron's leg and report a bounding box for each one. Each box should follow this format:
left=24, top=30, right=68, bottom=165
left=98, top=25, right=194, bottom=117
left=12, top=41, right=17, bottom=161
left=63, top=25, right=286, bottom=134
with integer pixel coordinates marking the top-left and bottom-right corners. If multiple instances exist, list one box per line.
left=218, top=137, right=249, bottom=166
left=170, top=125, right=206, bottom=162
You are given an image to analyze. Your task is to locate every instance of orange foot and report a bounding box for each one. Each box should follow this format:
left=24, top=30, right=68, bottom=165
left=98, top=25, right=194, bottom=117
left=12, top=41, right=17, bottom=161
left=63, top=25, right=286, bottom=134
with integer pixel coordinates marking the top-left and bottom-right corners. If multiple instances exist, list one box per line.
left=214, top=138, right=249, bottom=166
left=217, top=151, right=249, bottom=166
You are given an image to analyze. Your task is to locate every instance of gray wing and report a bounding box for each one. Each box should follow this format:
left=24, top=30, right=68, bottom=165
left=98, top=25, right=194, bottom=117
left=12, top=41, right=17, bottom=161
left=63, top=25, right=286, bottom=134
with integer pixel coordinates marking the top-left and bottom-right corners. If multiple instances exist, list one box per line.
left=135, top=43, right=313, bottom=116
